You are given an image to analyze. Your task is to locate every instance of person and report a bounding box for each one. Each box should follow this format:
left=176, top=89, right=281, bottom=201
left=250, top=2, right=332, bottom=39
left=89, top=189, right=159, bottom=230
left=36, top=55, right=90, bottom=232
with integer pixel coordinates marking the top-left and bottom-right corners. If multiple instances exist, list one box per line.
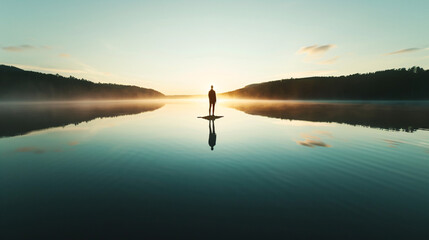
left=208, top=120, right=216, bottom=151
left=208, top=85, right=216, bottom=116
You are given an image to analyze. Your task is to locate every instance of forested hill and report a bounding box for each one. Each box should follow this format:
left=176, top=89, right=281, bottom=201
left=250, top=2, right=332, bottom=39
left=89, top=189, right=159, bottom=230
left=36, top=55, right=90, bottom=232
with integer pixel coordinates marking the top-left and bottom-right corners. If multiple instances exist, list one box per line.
left=0, top=65, right=164, bottom=100
left=223, top=67, right=429, bottom=100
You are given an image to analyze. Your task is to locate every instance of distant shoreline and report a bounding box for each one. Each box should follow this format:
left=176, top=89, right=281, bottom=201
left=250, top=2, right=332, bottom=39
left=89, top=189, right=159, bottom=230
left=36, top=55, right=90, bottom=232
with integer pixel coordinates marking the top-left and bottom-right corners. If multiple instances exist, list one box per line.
left=0, top=65, right=164, bottom=101
left=223, top=67, right=429, bottom=100
left=2, top=65, right=428, bottom=101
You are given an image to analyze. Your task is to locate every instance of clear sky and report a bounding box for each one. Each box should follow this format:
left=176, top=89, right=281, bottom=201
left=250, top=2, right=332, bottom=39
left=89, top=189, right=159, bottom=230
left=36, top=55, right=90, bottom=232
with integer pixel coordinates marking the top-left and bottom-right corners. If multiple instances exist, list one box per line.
left=1, top=0, right=428, bottom=95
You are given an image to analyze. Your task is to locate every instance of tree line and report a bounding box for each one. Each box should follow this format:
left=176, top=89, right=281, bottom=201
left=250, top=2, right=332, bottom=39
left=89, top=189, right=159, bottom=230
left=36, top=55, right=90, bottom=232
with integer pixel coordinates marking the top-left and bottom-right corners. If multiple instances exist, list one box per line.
left=224, top=67, right=429, bottom=100
left=0, top=65, right=164, bottom=100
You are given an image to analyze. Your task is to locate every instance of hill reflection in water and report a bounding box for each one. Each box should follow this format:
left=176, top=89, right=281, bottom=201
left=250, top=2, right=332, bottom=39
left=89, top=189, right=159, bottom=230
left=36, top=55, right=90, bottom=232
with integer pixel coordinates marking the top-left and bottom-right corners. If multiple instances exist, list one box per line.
left=0, top=101, right=165, bottom=138
left=224, top=100, right=429, bottom=132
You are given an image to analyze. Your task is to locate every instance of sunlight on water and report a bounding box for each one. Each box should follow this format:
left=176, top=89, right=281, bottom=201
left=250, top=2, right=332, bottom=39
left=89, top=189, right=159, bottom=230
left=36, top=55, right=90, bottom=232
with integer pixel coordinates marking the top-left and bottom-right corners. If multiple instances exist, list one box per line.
left=0, top=100, right=428, bottom=238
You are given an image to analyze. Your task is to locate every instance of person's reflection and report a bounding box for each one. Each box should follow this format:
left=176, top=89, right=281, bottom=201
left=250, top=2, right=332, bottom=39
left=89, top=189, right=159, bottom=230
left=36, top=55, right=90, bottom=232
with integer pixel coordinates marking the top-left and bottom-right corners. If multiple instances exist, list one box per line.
left=208, top=120, right=217, bottom=151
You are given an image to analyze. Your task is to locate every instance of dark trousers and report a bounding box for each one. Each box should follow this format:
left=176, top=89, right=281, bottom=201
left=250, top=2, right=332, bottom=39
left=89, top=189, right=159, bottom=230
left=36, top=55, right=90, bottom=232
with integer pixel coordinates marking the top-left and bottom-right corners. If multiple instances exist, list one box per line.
left=209, top=102, right=215, bottom=115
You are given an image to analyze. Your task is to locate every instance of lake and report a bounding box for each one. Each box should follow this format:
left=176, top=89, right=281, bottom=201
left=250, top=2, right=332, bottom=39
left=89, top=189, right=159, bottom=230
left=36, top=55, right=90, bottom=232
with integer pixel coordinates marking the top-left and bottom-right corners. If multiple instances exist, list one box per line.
left=1, top=100, right=428, bottom=239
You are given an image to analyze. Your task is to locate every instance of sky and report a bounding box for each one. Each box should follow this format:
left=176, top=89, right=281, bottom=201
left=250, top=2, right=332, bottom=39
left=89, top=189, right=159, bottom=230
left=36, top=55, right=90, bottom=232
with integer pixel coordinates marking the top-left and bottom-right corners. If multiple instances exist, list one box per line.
left=1, top=0, right=429, bottom=95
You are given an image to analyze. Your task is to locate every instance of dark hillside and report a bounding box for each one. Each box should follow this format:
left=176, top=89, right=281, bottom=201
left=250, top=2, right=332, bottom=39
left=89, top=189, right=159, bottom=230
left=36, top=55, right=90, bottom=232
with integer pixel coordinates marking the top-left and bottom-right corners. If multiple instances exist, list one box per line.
left=0, top=65, right=164, bottom=100
left=223, top=67, right=429, bottom=100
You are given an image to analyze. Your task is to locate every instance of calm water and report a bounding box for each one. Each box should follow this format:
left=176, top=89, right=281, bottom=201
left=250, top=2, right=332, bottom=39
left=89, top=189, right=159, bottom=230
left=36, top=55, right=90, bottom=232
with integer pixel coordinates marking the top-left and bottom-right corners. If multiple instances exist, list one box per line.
left=0, top=100, right=428, bottom=239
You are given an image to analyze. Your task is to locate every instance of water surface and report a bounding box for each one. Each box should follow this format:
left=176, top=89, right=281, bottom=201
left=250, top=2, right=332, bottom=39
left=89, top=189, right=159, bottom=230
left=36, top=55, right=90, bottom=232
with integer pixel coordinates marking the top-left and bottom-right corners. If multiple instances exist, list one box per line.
left=1, top=100, right=428, bottom=239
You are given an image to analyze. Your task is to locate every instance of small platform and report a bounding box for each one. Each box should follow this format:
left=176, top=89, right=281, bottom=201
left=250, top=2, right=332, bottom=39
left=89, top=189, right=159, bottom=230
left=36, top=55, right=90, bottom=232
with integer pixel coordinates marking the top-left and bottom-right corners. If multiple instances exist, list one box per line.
left=198, top=115, right=224, bottom=120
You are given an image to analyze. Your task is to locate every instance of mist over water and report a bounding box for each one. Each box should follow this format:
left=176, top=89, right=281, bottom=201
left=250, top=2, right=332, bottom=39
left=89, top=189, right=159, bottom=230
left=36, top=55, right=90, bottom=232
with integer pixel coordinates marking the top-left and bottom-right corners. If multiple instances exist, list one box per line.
left=1, top=100, right=428, bottom=238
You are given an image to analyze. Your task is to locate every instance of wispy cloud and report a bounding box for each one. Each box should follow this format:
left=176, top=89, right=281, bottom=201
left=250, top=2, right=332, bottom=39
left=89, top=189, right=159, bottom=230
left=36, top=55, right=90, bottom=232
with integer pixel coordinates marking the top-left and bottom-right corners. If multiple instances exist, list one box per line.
left=59, top=53, right=70, bottom=58
left=2, top=44, right=36, bottom=52
left=318, top=56, right=339, bottom=65
left=299, top=44, right=336, bottom=56
left=386, top=47, right=428, bottom=55
left=298, top=44, right=338, bottom=66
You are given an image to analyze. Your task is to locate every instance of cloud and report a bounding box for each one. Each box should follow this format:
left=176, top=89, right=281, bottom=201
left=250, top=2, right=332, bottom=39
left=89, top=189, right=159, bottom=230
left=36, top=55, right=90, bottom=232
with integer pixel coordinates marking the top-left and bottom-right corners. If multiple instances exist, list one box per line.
left=59, top=53, right=70, bottom=58
left=318, top=56, right=339, bottom=65
left=299, top=44, right=336, bottom=56
left=385, top=47, right=427, bottom=55
left=2, top=44, right=36, bottom=52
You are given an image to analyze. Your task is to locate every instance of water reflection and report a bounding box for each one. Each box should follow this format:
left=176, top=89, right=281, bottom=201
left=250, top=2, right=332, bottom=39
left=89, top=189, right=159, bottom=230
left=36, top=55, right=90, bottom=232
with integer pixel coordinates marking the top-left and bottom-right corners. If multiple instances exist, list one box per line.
left=225, top=101, right=429, bottom=132
left=198, top=115, right=222, bottom=151
left=296, top=132, right=332, bottom=148
left=0, top=101, right=164, bottom=138
left=1, top=100, right=428, bottom=239
left=208, top=120, right=217, bottom=151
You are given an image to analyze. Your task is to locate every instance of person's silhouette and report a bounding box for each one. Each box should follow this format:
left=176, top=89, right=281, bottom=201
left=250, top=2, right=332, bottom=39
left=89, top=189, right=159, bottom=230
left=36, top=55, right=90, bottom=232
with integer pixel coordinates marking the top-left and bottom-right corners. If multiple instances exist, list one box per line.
left=208, top=120, right=216, bottom=151
left=208, top=85, right=216, bottom=116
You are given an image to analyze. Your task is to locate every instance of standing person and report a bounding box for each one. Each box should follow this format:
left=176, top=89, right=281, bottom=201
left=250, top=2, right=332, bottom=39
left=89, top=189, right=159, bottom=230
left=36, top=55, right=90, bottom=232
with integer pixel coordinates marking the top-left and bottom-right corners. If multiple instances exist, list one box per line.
left=208, top=85, right=216, bottom=116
